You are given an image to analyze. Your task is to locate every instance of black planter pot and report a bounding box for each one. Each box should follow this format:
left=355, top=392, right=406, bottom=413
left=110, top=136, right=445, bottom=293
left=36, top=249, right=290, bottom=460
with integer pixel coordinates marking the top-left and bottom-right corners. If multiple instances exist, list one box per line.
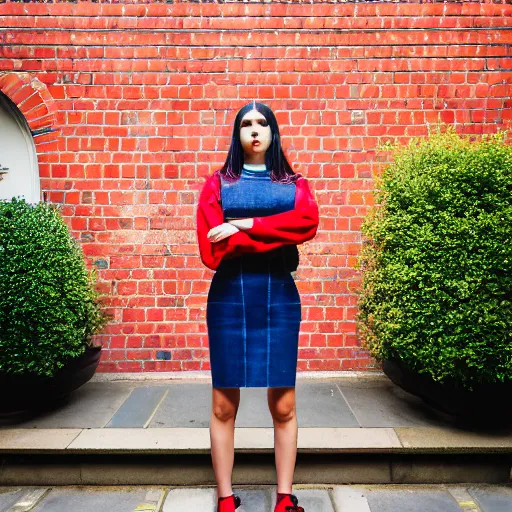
left=0, top=345, right=102, bottom=417
left=383, top=357, right=512, bottom=425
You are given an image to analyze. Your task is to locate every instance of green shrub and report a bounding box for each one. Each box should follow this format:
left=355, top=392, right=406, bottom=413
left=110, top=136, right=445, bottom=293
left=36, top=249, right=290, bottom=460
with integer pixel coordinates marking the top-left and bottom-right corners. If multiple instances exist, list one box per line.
left=0, top=197, right=109, bottom=377
left=356, top=126, right=512, bottom=391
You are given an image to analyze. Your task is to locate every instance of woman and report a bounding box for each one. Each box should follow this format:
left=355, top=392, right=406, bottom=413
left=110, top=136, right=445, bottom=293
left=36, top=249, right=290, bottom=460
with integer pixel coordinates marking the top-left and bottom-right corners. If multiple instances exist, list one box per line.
left=196, top=101, right=319, bottom=512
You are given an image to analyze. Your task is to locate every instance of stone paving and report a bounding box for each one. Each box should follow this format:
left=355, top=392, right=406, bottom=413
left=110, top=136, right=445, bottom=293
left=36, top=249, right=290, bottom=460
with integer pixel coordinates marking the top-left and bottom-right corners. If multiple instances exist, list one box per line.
left=1, top=377, right=511, bottom=458
left=2, top=376, right=509, bottom=430
left=1, top=484, right=512, bottom=511
left=0, top=376, right=511, bottom=488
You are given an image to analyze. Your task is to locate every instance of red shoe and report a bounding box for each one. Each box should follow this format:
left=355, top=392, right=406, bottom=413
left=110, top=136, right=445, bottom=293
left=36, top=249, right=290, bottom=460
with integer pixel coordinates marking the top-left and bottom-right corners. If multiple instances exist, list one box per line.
left=217, top=493, right=241, bottom=512
left=274, top=493, right=305, bottom=512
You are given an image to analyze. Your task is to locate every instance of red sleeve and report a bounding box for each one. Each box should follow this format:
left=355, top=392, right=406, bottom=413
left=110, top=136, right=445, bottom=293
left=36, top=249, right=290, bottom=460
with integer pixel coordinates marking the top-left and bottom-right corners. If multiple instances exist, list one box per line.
left=244, top=177, right=319, bottom=244
left=196, top=172, right=290, bottom=271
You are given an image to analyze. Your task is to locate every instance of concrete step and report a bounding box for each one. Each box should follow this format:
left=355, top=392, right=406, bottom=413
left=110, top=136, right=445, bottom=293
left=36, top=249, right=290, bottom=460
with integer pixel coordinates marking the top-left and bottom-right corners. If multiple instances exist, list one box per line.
left=1, top=376, right=511, bottom=486
left=0, top=427, right=510, bottom=485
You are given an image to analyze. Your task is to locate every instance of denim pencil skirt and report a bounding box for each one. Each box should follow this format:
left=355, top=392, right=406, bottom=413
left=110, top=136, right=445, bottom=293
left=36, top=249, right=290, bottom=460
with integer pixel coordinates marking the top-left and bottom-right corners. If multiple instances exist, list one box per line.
left=207, top=247, right=302, bottom=388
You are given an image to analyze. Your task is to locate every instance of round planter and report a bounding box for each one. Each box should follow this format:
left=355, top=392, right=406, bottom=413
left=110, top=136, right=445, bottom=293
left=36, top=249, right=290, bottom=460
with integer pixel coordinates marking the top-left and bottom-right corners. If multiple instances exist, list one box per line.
left=0, top=345, right=102, bottom=418
left=383, top=357, right=512, bottom=425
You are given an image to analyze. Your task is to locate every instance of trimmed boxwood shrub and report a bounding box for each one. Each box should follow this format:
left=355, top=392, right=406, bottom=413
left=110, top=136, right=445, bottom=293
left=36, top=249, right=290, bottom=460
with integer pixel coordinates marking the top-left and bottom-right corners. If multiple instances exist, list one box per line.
left=356, top=126, right=512, bottom=391
left=0, top=197, right=109, bottom=378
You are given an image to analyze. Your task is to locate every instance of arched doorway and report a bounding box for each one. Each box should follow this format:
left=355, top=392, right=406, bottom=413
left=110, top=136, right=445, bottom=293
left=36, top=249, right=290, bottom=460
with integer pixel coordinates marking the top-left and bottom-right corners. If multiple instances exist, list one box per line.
left=0, top=92, right=40, bottom=204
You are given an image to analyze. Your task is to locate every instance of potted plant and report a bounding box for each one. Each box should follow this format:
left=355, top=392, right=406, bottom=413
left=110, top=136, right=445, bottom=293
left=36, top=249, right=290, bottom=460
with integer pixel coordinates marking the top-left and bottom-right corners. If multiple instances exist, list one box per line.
left=0, top=197, right=109, bottom=418
left=355, top=126, right=512, bottom=425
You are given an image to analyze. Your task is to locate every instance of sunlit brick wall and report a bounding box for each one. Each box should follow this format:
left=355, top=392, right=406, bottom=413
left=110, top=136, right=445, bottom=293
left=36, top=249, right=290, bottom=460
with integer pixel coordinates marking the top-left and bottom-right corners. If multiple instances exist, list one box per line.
left=1, top=0, right=511, bottom=373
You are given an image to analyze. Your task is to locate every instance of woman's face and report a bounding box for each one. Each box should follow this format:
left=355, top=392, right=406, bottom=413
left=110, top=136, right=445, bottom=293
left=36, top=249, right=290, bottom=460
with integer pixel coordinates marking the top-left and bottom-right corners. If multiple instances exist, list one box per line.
left=239, top=109, right=272, bottom=158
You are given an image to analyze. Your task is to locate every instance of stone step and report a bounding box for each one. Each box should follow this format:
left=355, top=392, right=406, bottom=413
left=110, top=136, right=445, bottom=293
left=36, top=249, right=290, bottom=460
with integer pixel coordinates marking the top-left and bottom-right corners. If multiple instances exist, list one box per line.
left=1, top=377, right=511, bottom=486
left=1, top=426, right=512, bottom=455
left=0, top=427, right=510, bottom=486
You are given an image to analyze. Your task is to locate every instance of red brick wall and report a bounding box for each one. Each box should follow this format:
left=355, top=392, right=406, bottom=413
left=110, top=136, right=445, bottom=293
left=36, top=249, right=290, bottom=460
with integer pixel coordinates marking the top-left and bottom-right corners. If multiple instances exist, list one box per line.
left=1, top=1, right=511, bottom=374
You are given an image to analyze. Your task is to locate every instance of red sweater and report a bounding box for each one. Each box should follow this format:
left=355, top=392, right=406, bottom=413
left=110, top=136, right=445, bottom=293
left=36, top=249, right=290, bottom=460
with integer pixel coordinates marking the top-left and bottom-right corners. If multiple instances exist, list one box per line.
left=196, top=171, right=319, bottom=270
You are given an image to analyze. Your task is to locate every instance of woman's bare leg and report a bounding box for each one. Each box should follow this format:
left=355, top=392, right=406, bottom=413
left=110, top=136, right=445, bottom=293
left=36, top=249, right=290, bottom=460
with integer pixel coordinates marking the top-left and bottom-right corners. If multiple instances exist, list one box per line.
left=267, top=386, right=297, bottom=494
left=210, top=387, right=241, bottom=498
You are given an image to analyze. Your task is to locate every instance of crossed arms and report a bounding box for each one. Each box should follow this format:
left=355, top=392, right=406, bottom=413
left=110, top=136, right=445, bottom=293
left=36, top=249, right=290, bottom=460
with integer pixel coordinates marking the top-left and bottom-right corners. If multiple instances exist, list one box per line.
left=196, top=171, right=319, bottom=271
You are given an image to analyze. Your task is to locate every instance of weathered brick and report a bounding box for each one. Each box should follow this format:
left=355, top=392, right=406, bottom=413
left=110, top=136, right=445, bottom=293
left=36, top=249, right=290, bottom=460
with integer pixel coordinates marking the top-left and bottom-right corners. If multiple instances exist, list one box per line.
left=2, top=1, right=510, bottom=374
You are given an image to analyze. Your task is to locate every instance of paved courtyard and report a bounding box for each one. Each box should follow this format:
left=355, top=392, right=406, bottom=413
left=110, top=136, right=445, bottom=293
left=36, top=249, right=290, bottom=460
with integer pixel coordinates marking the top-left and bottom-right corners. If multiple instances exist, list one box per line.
left=1, top=484, right=512, bottom=511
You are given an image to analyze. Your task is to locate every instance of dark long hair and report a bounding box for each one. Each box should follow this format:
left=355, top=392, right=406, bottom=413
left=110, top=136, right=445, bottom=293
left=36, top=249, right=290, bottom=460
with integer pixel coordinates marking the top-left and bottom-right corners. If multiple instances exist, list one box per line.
left=218, top=101, right=301, bottom=184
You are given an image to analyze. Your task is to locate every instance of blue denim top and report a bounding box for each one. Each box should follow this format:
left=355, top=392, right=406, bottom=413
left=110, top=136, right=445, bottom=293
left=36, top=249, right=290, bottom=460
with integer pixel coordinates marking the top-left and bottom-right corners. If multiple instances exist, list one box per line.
left=220, top=165, right=296, bottom=220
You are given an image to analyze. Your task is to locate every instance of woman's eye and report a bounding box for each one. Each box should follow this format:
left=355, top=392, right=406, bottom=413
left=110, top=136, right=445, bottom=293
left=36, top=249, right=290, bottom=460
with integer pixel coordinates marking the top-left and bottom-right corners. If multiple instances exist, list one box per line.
left=241, top=120, right=267, bottom=127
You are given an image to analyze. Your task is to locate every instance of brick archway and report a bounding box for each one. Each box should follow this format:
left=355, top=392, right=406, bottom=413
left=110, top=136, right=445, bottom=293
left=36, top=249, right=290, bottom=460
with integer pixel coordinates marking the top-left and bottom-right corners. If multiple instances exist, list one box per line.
left=0, top=72, right=60, bottom=151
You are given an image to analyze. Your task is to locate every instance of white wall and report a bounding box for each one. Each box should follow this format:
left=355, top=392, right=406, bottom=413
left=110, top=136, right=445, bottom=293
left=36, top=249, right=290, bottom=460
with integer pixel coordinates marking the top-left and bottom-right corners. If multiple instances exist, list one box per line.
left=0, top=93, right=41, bottom=204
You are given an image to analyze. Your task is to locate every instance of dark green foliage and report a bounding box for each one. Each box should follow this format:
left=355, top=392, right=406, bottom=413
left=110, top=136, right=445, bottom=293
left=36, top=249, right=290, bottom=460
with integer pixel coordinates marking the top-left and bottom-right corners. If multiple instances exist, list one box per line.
left=356, top=126, right=512, bottom=391
left=0, top=197, right=109, bottom=377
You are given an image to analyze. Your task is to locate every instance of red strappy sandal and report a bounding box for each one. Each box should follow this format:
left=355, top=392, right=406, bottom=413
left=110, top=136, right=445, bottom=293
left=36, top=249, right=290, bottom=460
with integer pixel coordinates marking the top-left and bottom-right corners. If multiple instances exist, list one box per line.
left=274, top=493, right=305, bottom=512
left=217, top=493, right=241, bottom=512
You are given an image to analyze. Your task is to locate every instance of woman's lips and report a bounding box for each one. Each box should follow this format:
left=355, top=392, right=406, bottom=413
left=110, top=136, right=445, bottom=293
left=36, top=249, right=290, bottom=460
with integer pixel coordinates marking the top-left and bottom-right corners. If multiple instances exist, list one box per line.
left=252, top=140, right=260, bottom=146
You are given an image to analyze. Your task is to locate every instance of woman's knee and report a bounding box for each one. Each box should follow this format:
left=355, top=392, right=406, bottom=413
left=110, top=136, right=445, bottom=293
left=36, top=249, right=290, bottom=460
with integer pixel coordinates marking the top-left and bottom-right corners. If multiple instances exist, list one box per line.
left=268, top=387, right=296, bottom=423
left=212, top=387, right=240, bottom=422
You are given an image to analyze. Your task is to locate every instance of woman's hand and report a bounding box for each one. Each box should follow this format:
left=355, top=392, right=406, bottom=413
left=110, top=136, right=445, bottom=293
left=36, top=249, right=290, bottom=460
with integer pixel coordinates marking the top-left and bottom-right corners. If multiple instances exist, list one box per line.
left=207, top=222, right=240, bottom=243
left=227, top=218, right=254, bottom=231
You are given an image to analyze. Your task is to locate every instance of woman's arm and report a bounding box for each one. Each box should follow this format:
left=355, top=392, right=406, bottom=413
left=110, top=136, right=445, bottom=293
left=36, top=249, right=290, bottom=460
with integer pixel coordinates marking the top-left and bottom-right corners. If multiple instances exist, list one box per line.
left=227, top=218, right=254, bottom=230
left=243, top=177, right=319, bottom=244
left=196, top=173, right=290, bottom=270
